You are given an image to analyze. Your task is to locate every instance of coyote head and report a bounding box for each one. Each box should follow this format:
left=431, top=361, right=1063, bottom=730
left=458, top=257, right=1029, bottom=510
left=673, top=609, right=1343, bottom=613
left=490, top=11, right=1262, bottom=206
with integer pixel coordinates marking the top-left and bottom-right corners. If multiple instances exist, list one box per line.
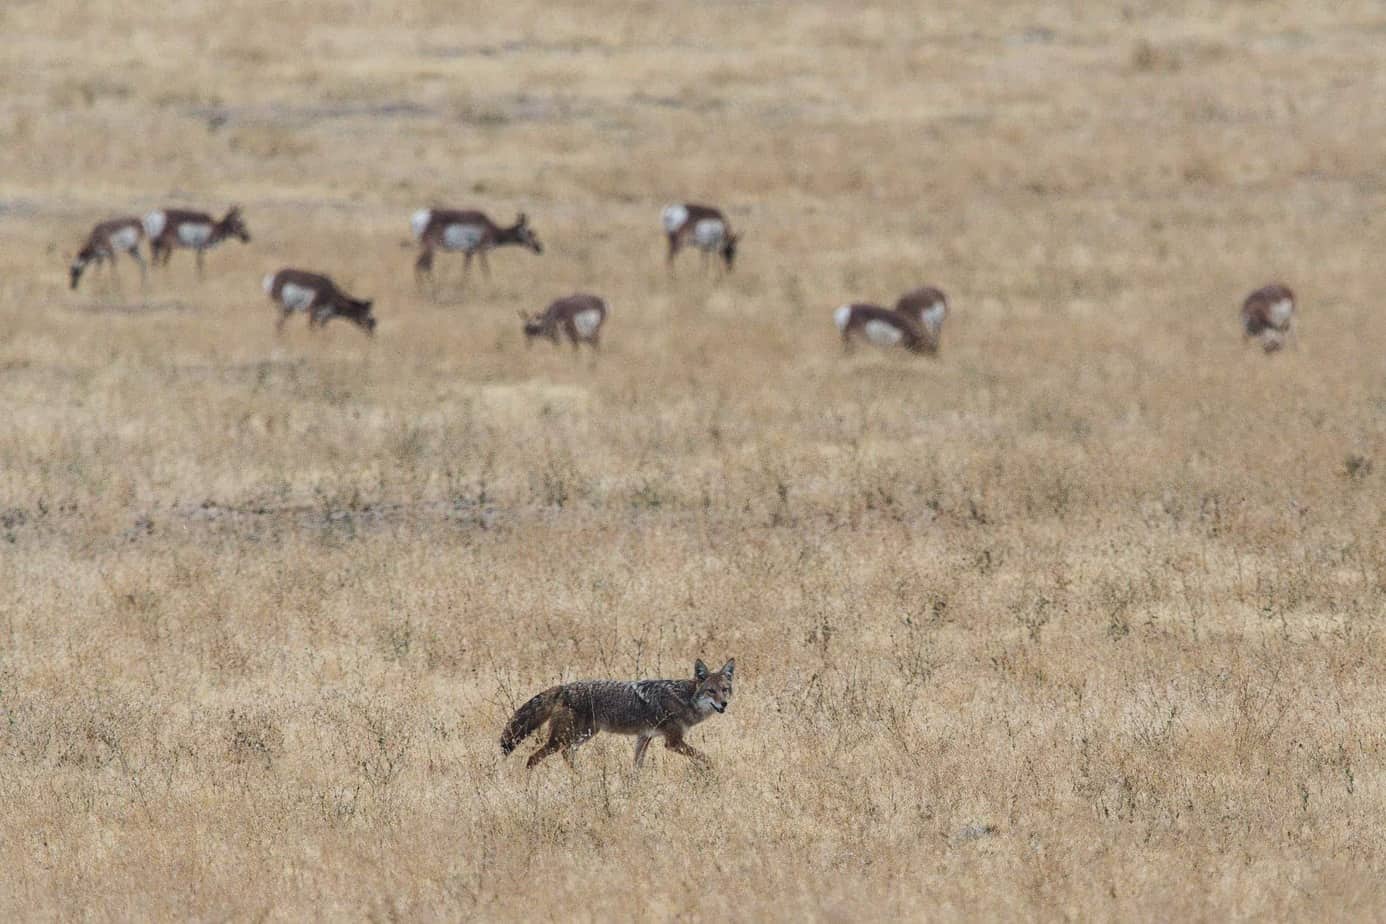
left=693, top=658, right=735, bottom=714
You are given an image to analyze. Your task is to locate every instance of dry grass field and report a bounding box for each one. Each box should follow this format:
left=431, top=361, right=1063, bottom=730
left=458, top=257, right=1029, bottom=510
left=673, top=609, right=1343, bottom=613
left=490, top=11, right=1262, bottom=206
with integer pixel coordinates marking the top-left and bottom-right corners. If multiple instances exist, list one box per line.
left=4, top=0, right=1386, bottom=919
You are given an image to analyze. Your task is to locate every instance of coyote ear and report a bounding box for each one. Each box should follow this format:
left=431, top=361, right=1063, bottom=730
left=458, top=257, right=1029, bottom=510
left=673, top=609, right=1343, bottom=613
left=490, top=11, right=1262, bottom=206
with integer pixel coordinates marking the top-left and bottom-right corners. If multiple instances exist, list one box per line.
left=720, top=658, right=735, bottom=679
left=694, top=659, right=709, bottom=681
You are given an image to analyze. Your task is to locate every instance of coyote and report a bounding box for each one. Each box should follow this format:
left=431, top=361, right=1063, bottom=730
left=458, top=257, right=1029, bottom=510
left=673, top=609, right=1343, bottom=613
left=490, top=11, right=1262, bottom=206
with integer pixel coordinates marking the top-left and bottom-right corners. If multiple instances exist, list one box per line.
left=501, top=658, right=735, bottom=768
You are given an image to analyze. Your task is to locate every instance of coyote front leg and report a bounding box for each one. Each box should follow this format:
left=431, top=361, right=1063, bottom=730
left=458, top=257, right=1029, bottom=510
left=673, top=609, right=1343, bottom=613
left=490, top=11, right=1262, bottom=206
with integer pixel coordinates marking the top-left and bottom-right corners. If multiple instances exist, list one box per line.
left=664, top=733, right=710, bottom=766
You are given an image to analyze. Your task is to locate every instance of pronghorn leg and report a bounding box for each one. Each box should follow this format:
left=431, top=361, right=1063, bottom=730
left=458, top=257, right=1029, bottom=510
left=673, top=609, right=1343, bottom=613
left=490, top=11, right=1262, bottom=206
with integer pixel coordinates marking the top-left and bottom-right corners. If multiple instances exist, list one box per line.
left=478, top=249, right=491, bottom=279
left=414, top=249, right=436, bottom=299
left=129, top=248, right=148, bottom=288
left=195, top=248, right=205, bottom=280
left=666, top=234, right=680, bottom=275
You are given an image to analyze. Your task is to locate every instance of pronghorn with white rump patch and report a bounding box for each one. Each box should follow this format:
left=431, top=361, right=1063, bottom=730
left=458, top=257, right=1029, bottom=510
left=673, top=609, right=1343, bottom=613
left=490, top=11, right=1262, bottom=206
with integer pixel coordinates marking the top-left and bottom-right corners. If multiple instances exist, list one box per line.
left=69, top=217, right=146, bottom=290
left=834, top=303, right=933, bottom=354
left=410, top=208, right=543, bottom=285
left=143, top=205, right=250, bottom=277
left=661, top=203, right=739, bottom=272
left=263, top=268, right=376, bottom=336
left=1241, top=283, right=1295, bottom=353
left=521, top=293, right=608, bottom=350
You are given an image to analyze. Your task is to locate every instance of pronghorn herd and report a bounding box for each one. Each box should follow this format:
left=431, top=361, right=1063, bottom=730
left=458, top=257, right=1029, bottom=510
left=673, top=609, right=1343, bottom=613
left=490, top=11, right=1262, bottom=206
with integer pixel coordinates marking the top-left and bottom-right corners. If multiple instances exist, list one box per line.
left=67, top=202, right=1292, bottom=354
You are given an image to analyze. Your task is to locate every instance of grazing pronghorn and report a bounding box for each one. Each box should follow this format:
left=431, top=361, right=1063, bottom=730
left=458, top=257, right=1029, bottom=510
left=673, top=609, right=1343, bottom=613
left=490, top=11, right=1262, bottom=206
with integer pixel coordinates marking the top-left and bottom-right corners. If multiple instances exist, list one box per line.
left=410, top=208, right=543, bottom=284
left=1241, top=284, right=1295, bottom=352
left=521, top=293, right=609, bottom=349
left=661, top=203, right=739, bottom=272
left=894, top=286, right=949, bottom=349
left=143, top=206, right=250, bottom=277
left=834, top=303, right=933, bottom=354
left=69, top=217, right=146, bottom=290
left=263, top=268, right=376, bottom=336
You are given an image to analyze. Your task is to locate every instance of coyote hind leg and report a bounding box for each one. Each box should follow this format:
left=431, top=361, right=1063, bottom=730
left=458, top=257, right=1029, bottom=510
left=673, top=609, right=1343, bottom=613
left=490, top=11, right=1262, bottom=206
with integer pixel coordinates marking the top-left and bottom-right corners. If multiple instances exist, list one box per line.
left=526, top=709, right=592, bottom=769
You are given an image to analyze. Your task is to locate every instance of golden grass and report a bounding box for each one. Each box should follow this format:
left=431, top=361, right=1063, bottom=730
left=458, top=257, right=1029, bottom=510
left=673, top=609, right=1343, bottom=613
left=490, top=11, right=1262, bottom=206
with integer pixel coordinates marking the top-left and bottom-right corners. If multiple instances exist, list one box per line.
left=4, top=0, right=1386, bottom=919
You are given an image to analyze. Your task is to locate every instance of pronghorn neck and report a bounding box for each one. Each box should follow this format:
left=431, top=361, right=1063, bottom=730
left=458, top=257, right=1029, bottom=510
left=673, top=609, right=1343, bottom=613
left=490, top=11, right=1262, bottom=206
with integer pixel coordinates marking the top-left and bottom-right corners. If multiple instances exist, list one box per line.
left=495, top=222, right=529, bottom=246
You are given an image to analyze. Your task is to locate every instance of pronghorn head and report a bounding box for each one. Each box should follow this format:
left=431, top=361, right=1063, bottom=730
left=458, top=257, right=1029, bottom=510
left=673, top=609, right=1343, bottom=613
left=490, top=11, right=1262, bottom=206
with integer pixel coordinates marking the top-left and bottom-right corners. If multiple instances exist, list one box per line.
left=342, top=298, right=377, bottom=335
left=221, top=205, right=251, bottom=243
left=69, top=249, right=94, bottom=290
left=721, top=232, right=740, bottom=269
left=519, top=309, right=553, bottom=344
left=507, top=213, right=543, bottom=254
left=693, top=658, right=735, bottom=714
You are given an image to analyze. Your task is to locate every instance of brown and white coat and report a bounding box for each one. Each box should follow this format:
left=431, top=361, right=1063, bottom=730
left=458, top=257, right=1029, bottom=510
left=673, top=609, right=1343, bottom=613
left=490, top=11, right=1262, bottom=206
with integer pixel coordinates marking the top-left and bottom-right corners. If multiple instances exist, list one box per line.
left=522, top=293, right=608, bottom=349
left=410, top=208, right=543, bottom=281
left=894, top=286, right=949, bottom=348
left=834, top=303, right=933, bottom=354
left=143, top=206, right=251, bottom=276
left=70, top=217, right=146, bottom=290
left=1241, top=283, right=1295, bottom=352
left=661, top=203, right=739, bottom=271
left=263, top=268, right=376, bottom=335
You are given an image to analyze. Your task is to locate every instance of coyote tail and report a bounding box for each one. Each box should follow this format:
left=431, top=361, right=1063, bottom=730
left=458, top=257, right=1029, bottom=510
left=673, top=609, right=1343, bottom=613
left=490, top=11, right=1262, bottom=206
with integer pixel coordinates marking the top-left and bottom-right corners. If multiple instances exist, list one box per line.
left=500, top=687, right=562, bottom=754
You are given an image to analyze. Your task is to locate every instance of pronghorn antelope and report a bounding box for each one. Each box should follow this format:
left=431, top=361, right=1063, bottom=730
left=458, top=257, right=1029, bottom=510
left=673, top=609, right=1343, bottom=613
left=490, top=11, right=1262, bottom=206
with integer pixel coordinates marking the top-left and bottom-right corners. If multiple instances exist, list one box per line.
left=263, top=268, right=376, bottom=335
left=143, top=206, right=251, bottom=276
left=410, top=208, right=543, bottom=283
left=661, top=203, right=739, bottom=272
left=1241, top=284, right=1295, bottom=352
left=521, top=293, right=608, bottom=349
left=69, top=217, right=146, bottom=290
left=834, top=303, right=933, bottom=354
left=894, top=286, right=949, bottom=350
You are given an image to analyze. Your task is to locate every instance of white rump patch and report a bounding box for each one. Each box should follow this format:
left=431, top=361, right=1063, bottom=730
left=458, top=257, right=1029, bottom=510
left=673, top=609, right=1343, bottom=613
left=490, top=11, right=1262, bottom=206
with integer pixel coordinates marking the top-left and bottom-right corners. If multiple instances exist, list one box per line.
left=279, top=282, right=316, bottom=311
left=262, top=273, right=277, bottom=295
left=178, top=223, right=214, bottom=248
left=573, top=309, right=603, bottom=338
left=921, top=301, right=947, bottom=334
left=1269, top=298, right=1294, bottom=328
left=864, top=319, right=904, bottom=347
left=108, top=226, right=140, bottom=252
left=410, top=209, right=432, bottom=240
left=661, top=204, right=689, bottom=234
left=142, top=210, right=167, bottom=239
left=442, top=223, right=485, bottom=251
left=692, top=218, right=726, bottom=250
left=833, top=305, right=854, bottom=332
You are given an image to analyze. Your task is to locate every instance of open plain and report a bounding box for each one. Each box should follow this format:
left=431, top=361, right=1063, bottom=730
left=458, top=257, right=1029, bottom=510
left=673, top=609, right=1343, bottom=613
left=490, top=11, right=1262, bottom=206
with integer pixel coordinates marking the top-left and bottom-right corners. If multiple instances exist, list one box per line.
left=4, top=0, right=1386, bottom=919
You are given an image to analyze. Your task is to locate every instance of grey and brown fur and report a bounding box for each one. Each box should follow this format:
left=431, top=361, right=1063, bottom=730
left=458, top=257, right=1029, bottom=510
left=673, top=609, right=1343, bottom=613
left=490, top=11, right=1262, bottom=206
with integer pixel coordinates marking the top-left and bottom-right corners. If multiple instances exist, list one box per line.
left=410, top=208, right=543, bottom=284
left=70, top=217, right=146, bottom=290
left=501, top=658, right=735, bottom=768
left=263, top=268, right=376, bottom=335
left=1241, top=283, right=1295, bottom=353
left=833, top=303, right=933, bottom=354
left=143, top=206, right=251, bottom=277
left=522, top=293, right=608, bottom=349
left=661, top=203, right=739, bottom=272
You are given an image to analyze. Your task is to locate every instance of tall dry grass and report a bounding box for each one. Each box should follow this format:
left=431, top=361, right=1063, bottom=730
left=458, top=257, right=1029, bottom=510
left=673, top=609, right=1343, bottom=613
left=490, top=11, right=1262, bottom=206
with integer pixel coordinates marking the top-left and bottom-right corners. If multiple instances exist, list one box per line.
left=3, top=0, right=1386, bottom=919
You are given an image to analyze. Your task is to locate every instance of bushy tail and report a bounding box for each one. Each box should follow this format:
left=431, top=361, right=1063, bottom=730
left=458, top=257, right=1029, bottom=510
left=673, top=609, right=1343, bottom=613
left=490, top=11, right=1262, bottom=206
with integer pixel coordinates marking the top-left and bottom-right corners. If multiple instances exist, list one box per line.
left=501, top=687, right=562, bottom=754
